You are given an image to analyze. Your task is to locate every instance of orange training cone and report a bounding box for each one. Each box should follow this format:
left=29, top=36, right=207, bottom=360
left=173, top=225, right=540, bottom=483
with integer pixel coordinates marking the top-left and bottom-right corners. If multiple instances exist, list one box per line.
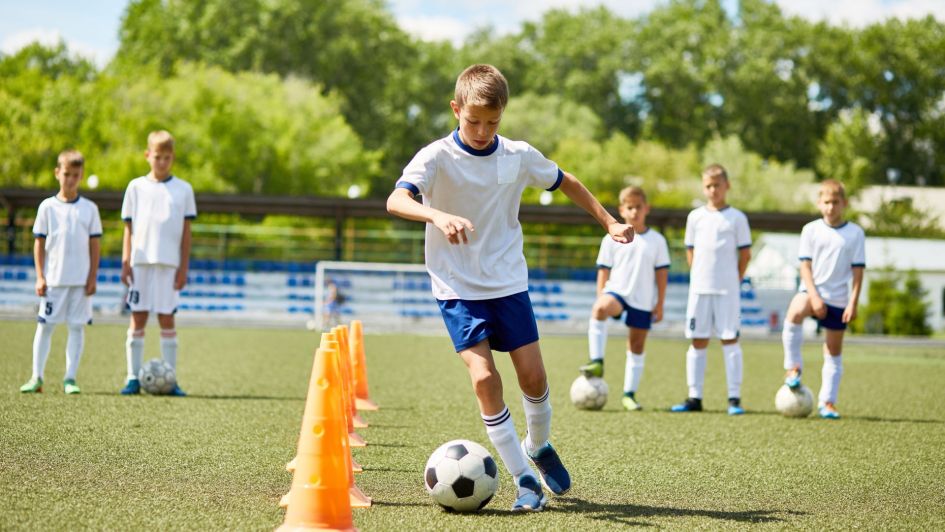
left=277, top=347, right=355, bottom=531
left=326, top=332, right=366, bottom=448
left=349, top=321, right=379, bottom=411
left=335, top=326, right=368, bottom=429
left=329, top=346, right=372, bottom=509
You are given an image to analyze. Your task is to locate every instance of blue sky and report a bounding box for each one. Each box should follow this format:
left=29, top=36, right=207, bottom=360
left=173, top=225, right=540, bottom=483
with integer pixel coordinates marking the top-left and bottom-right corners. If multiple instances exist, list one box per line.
left=2, top=0, right=943, bottom=65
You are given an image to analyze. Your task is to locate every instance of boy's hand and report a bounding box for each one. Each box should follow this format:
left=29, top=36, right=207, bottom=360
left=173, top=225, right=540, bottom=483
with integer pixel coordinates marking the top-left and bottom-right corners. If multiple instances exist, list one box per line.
left=842, top=304, right=857, bottom=323
left=120, top=262, right=133, bottom=286
left=432, top=213, right=475, bottom=245
left=653, top=303, right=664, bottom=323
left=35, top=276, right=47, bottom=297
left=608, top=222, right=634, bottom=243
left=810, top=295, right=827, bottom=319
left=174, top=268, right=188, bottom=290
left=85, top=278, right=97, bottom=296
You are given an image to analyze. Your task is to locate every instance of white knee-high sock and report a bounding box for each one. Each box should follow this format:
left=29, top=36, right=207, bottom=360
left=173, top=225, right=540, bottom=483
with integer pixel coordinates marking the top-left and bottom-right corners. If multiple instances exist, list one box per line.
left=624, top=351, right=645, bottom=394
left=126, top=329, right=145, bottom=380
left=587, top=318, right=608, bottom=361
left=686, top=345, right=707, bottom=399
left=32, top=322, right=55, bottom=379
left=482, top=407, right=532, bottom=482
left=64, top=324, right=85, bottom=380
left=819, top=354, right=843, bottom=405
left=722, top=342, right=743, bottom=399
left=522, top=387, right=552, bottom=453
left=782, top=322, right=803, bottom=371
left=160, top=329, right=178, bottom=370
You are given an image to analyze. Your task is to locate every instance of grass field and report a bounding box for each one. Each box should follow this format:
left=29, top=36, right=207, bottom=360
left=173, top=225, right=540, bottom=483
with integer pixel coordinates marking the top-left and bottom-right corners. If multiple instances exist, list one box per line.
left=1, top=319, right=944, bottom=530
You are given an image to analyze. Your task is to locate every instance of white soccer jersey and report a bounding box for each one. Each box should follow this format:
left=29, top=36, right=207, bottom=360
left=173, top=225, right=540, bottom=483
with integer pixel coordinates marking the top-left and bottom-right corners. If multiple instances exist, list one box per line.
left=32, top=196, right=102, bottom=287
left=798, top=219, right=866, bottom=307
left=121, top=175, right=197, bottom=268
left=396, top=130, right=563, bottom=300
left=685, top=205, right=752, bottom=295
left=597, top=228, right=670, bottom=311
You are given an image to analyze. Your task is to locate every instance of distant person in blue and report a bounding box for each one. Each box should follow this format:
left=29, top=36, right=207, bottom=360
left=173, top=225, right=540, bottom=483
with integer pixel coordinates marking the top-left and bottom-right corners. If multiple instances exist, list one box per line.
left=322, top=278, right=345, bottom=329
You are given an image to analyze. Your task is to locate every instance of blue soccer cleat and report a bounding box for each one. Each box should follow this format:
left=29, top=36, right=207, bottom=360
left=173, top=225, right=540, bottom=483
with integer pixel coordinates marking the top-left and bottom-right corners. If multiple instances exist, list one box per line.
left=784, top=368, right=802, bottom=389
left=819, top=403, right=840, bottom=419
left=670, top=397, right=703, bottom=412
left=522, top=440, right=571, bottom=495
left=120, top=378, right=141, bottom=395
left=511, top=475, right=547, bottom=512
left=168, top=384, right=187, bottom=397
left=727, top=397, right=745, bottom=416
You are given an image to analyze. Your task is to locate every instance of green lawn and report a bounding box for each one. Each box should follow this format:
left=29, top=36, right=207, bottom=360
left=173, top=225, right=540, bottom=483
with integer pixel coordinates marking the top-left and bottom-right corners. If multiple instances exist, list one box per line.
left=1, top=319, right=944, bottom=530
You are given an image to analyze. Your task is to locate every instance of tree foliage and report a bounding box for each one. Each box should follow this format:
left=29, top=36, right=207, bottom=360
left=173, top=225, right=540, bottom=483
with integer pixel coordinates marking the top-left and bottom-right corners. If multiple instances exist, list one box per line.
left=853, top=269, right=932, bottom=336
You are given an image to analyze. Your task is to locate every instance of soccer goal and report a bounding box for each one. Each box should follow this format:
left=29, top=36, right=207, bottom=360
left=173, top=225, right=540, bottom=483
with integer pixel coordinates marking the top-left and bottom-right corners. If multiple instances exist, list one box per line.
left=314, top=261, right=442, bottom=333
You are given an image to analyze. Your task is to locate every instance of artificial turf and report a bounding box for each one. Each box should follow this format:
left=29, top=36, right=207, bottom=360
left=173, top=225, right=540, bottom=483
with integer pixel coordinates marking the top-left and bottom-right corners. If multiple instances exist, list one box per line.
left=1, top=319, right=943, bottom=530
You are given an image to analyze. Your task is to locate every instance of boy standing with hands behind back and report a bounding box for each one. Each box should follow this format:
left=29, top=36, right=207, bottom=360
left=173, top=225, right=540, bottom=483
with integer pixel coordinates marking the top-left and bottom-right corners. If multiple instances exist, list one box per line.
left=388, top=64, right=634, bottom=512
left=119, top=130, right=196, bottom=396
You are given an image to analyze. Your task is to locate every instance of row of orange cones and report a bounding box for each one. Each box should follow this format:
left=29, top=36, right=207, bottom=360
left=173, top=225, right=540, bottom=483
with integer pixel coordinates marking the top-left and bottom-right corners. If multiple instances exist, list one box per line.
left=277, top=320, right=378, bottom=531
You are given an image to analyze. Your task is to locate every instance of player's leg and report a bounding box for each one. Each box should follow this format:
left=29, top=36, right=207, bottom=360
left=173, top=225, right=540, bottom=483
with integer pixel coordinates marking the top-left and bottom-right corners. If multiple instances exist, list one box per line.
left=782, top=293, right=813, bottom=388
left=62, top=287, right=92, bottom=394
left=582, top=293, right=624, bottom=377
left=121, top=311, right=148, bottom=394
left=719, top=291, right=745, bottom=415
left=672, top=293, right=708, bottom=412
left=22, top=320, right=55, bottom=393
left=157, top=313, right=185, bottom=396
left=156, top=265, right=185, bottom=396
left=818, top=308, right=845, bottom=419
left=622, top=305, right=652, bottom=411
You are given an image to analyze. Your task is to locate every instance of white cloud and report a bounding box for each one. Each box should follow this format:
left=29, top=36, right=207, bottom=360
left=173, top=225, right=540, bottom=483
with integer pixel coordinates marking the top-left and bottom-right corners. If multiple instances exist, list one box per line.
left=397, top=15, right=473, bottom=45
left=1, top=27, right=113, bottom=67
left=773, top=0, right=945, bottom=27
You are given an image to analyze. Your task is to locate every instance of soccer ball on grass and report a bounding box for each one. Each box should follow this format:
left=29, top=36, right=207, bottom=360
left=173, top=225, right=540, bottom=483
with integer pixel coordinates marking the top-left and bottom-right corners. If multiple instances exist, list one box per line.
left=570, top=375, right=608, bottom=410
left=424, top=439, right=499, bottom=512
left=139, top=359, right=177, bottom=395
left=774, top=384, right=814, bottom=418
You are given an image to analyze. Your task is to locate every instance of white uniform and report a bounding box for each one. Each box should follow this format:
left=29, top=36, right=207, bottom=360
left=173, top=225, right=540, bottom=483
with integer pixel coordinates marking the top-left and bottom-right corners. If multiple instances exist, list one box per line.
left=797, top=219, right=866, bottom=307
left=597, top=228, right=670, bottom=312
left=396, top=130, right=562, bottom=301
left=121, top=175, right=197, bottom=313
left=32, top=195, right=102, bottom=324
left=684, top=205, right=752, bottom=339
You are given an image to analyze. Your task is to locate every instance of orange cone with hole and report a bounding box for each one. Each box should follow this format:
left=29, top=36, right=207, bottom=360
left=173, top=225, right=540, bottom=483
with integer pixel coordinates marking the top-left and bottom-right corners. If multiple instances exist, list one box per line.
left=276, top=346, right=354, bottom=531
left=329, top=346, right=372, bottom=509
left=349, top=321, right=379, bottom=411
left=333, top=327, right=368, bottom=430
left=326, top=331, right=366, bottom=448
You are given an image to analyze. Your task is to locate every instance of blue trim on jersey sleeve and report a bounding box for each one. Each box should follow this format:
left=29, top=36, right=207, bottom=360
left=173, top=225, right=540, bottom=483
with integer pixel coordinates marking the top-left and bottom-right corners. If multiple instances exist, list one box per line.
left=89, top=234, right=102, bottom=238
left=452, top=128, right=499, bottom=156
left=546, top=169, right=564, bottom=192
left=185, top=215, right=197, bottom=220
left=596, top=264, right=612, bottom=270
left=851, top=263, right=866, bottom=268
left=799, top=256, right=812, bottom=261
left=737, top=243, right=752, bottom=249
left=395, top=181, right=420, bottom=196
left=685, top=245, right=694, bottom=249
left=654, top=264, right=671, bottom=270
left=33, top=233, right=46, bottom=238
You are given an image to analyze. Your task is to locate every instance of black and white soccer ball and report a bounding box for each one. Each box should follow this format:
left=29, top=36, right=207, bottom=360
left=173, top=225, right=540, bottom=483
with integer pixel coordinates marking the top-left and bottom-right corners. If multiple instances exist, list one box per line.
left=775, top=384, right=814, bottom=418
left=139, top=359, right=177, bottom=395
left=570, top=375, right=608, bottom=410
left=424, top=439, right=499, bottom=512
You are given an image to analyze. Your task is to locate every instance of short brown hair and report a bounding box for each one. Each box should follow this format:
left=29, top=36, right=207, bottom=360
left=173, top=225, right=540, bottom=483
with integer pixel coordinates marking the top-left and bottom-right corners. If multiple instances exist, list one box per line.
left=454, top=64, right=509, bottom=109
left=619, top=185, right=647, bottom=205
left=147, top=130, right=175, bottom=151
left=702, top=163, right=728, bottom=181
left=819, top=179, right=846, bottom=199
left=57, top=150, right=84, bottom=169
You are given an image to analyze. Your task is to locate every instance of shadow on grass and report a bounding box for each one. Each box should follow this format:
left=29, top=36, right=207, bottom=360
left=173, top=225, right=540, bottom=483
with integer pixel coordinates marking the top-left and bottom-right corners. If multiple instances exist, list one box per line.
left=550, top=496, right=806, bottom=526
left=746, top=408, right=944, bottom=424
left=85, top=391, right=304, bottom=401
left=363, top=442, right=413, bottom=448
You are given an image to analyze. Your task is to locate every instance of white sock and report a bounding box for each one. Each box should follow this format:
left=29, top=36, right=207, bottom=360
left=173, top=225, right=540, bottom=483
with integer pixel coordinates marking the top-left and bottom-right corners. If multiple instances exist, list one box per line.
left=722, top=342, right=743, bottom=399
left=160, top=329, right=178, bottom=370
left=522, top=387, right=551, bottom=454
left=819, top=354, right=843, bottom=405
left=31, top=322, right=55, bottom=380
left=782, top=322, right=803, bottom=371
left=482, top=407, right=532, bottom=482
left=126, top=329, right=145, bottom=380
left=587, top=318, right=608, bottom=361
left=624, top=351, right=645, bottom=394
left=64, top=324, right=85, bottom=380
left=686, top=345, right=707, bottom=399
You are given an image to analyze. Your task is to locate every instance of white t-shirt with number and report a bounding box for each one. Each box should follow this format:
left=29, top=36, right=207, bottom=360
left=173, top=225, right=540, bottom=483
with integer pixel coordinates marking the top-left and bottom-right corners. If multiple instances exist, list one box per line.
left=798, top=219, right=866, bottom=307
left=396, top=130, right=563, bottom=300
left=597, top=228, right=670, bottom=311
left=685, top=205, right=752, bottom=295
left=32, top=195, right=102, bottom=287
left=121, top=175, right=197, bottom=268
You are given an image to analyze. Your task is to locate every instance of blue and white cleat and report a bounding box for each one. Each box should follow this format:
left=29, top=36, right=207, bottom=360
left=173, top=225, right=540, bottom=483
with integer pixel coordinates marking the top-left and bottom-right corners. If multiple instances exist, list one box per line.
left=168, top=385, right=187, bottom=397
left=522, top=440, right=571, bottom=495
left=784, top=368, right=802, bottom=389
left=727, top=397, right=745, bottom=416
left=120, top=378, right=141, bottom=395
left=819, top=403, right=840, bottom=419
left=511, top=475, right=547, bottom=512
left=670, top=397, right=703, bottom=412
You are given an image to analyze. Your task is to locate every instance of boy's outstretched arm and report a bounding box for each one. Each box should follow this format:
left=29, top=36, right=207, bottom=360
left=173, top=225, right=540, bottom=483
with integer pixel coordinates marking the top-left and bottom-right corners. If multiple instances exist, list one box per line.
left=558, top=172, right=634, bottom=243
left=387, top=188, right=475, bottom=245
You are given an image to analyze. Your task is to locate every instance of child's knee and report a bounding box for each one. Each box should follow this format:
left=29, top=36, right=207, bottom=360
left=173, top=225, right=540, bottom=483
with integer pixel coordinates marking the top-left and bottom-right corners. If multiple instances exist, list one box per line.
left=469, top=366, right=501, bottom=396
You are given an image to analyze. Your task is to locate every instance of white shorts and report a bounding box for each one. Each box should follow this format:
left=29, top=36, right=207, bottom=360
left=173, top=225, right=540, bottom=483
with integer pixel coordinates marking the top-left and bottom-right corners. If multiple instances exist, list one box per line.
left=685, top=291, right=740, bottom=340
left=127, top=265, right=179, bottom=314
left=38, top=286, right=92, bottom=325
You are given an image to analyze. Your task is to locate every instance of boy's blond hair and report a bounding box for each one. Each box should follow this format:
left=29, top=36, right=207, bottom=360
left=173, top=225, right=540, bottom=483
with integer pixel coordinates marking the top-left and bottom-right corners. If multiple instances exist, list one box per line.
left=56, top=149, right=84, bottom=169
left=147, top=130, right=175, bottom=152
left=619, top=185, right=647, bottom=205
left=454, top=64, right=509, bottom=110
left=702, top=163, right=728, bottom=181
left=818, top=179, right=847, bottom=199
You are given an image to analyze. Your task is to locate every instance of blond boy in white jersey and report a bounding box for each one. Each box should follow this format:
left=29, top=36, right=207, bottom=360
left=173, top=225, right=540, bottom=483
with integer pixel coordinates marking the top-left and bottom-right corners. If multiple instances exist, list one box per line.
left=20, top=150, right=102, bottom=395
left=579, top=186, right=670, bottom=411
left=781, top=179, right=865, bottom=419
left=671, top=164, right=752, bottom=415
left=119, top=130, right=196, bottom=396
left=388, top=64, right=634, bottom=512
